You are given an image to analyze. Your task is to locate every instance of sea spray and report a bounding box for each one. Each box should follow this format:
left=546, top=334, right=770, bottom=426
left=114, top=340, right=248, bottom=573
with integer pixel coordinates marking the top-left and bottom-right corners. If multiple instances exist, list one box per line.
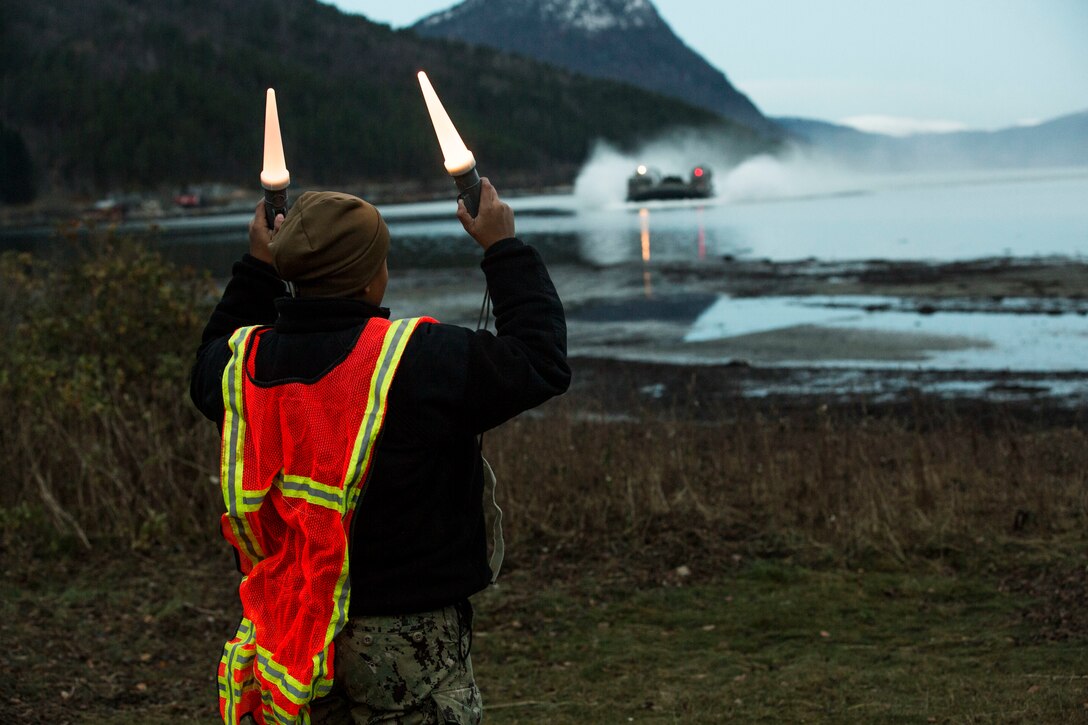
left=573, top=133, right=866, bottom=206
left=717, top=152, right=865, bottom=202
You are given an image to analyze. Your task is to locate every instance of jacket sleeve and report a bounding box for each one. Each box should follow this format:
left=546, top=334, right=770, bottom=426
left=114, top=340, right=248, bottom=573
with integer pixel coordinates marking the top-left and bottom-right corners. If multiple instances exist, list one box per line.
left=394, top=237, right=571, bottom=437
left=189, top=254, right=284, bottom=425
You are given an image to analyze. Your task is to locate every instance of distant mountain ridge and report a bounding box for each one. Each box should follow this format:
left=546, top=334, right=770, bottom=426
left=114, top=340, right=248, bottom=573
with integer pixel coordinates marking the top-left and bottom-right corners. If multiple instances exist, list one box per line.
left=778, top=111, right=1088, bottom=171
left=413, top=0, right=777, bottom=136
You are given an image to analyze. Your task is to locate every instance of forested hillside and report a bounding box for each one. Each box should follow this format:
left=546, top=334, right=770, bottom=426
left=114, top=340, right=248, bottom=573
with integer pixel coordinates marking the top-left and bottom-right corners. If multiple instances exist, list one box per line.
left=0, top=0, right=773, bottom=200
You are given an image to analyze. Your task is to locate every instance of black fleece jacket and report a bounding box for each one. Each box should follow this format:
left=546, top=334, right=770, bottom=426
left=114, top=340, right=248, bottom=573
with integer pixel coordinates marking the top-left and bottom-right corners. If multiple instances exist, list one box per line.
left=190, top=237, right=570, bottom=615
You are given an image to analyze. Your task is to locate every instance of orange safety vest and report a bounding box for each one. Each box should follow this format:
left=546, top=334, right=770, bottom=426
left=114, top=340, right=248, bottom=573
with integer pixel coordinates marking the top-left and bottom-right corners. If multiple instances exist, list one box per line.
left=217, top=316, right=433, bottom=725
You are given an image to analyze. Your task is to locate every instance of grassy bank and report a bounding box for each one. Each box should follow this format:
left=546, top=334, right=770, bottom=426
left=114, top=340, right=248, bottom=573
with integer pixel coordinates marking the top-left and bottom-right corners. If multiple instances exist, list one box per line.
left=487, top=392, right=1088, bottom=568
left=1, top=238, right=1086, bottom=722
left=0, top=234, right=220, bottom=554
left=2, top=235, right=1085, bottom=561
left=2, top=544, right=1086, bottom=723
left=473, top=553, right=1088, bottom=724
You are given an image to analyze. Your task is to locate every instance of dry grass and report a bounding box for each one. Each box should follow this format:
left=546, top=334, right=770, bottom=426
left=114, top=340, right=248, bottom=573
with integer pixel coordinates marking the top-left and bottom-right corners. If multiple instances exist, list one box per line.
left=2, top=237, right=1086, bottom=567
left=486, top=393, right=1088, bottom=565
left=0, top=233, right=223, bottom=553
left=3, top=239, right=1087, bottom=723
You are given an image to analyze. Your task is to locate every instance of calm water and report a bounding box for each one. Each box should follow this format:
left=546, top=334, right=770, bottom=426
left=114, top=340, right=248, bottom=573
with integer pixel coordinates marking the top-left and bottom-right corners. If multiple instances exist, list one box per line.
left=5, top=167, right=1081, bottom=273
left=390, top=167, right=1088, bottom=269
left=5, top=168, right=1087, bottom=378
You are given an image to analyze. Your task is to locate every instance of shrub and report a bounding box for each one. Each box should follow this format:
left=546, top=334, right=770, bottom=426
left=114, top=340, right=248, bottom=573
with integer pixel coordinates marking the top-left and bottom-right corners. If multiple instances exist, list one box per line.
left=0, top=230, right=221, bottom=552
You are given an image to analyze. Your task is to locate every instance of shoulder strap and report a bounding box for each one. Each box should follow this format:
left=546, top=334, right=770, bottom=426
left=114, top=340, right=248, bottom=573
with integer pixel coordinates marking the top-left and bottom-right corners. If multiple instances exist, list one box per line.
left=342, top=317, right=431, bottom=513
left=481, top=456, right=504, bottom=583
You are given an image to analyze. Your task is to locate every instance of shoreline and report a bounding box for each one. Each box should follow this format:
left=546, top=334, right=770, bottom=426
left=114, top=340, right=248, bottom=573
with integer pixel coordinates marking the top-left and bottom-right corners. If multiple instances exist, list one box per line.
left=554, top=255, right=1088, bottom=386
left=0, top=179, right=576, bottom=232
left=4, top=201, right=1086, bottom=405
left=337, top=253, right=1088, bottom=408
left=564, top=355, right=1088, bottom=425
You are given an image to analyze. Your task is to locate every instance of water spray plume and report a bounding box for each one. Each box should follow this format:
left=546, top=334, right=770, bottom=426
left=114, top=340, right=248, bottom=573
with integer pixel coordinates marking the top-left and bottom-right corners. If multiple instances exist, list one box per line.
left=417, top=71, right=476, bottom=175
left=260, top=88, right=290, bottom=230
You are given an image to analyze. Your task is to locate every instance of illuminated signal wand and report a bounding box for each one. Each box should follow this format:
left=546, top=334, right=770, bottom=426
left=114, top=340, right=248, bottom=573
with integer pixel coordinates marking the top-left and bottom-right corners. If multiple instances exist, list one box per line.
left=417, top=72, right=501, bottom=564
left=417, top=70, right=493, bottom=332
left=417, top=71, right=482, bottom=217
left=260, top=88, right=290, bottom=230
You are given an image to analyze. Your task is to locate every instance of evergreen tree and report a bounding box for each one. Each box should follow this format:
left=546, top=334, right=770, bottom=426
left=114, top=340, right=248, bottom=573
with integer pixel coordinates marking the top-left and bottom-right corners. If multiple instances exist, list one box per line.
left=0, top=121, right=36, bottom=204
left=0, top=0, right=775, bottom=195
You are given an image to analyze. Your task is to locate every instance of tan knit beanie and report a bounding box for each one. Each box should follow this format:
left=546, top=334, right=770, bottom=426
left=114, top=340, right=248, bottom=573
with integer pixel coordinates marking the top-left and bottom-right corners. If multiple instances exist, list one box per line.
left=270, top=191, right=389, bottom=298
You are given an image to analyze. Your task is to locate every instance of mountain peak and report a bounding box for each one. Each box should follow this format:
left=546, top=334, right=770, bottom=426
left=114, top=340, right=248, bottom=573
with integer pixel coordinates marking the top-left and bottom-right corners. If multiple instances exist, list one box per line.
left=538, top=0, right=661, bottom=33
left=414, top=0, right=776, bottom=135
left=419, top=0, right=663, bottom=34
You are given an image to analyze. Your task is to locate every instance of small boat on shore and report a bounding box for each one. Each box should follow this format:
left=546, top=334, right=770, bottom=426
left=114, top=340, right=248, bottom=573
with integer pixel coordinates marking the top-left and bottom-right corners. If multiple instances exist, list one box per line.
left=627, top=165, right=713, bottom=202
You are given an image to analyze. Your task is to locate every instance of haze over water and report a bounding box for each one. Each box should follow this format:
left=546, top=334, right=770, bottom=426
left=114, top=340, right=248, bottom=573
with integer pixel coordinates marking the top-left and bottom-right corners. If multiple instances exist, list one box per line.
left=17, top=159, right=1078, bottom=273
left=378, top=166, right=1088, bottom=380
left=7, top=162, right=1085, bottom=380
left=376, top=164, right=1088, bottom=267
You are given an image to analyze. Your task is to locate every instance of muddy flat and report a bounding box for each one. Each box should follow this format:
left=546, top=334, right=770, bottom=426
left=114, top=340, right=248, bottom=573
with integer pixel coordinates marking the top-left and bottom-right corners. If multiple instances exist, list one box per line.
left=390, top=255, right=1088, bottom=407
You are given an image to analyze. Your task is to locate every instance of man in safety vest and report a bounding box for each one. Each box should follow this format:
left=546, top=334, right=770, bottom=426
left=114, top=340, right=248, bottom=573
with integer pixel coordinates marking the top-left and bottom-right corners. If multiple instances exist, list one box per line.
left=190, top=178, right=570, bottom=724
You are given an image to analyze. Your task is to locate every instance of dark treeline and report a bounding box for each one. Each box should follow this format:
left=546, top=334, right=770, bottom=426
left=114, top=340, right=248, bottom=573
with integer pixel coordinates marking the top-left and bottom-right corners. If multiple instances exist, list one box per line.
left=0, top=0, right=775, bottom=199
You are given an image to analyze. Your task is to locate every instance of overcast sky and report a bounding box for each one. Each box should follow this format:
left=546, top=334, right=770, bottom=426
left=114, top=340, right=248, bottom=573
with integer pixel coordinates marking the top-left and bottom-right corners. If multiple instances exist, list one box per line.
left=327, top=0, right=1087, bottom=134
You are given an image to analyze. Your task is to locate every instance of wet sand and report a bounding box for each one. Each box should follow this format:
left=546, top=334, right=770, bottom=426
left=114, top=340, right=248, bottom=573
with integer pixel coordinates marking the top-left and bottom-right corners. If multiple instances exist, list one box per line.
left=676, top=255, right=1088, bottom=302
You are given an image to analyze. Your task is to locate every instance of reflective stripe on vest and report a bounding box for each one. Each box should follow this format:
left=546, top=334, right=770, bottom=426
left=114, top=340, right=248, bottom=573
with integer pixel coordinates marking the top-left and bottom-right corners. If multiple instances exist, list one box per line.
left=217, top=316, right=431, bottom=725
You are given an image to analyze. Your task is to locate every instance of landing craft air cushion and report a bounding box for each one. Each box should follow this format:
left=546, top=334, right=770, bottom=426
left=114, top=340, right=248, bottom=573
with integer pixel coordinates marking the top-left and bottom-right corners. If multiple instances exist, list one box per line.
left=627, top=165, right=713, bottom=202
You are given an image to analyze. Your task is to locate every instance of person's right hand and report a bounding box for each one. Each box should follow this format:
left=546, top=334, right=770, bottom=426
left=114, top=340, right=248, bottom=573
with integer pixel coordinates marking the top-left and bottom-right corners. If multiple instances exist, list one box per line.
left=248, top=200, right=283, bottom=265
left=457, top=178, right=514, bottom=251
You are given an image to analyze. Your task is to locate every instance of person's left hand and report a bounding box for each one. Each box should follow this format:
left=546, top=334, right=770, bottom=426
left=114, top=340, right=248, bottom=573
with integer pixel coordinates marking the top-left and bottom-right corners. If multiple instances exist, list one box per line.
left=457, top=178, right=513, bottom=251
left=248, top=201, right=283, bottom=265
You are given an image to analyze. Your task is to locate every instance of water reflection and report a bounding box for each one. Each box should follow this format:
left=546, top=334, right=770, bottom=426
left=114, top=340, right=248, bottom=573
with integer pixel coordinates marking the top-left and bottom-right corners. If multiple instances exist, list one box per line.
left=639, top=207, right=653, bottom=298
left=696, top=206, right=707, bottom=260
left=0, top=195, right=780, bottom=275
left=5, top=172, right=1084, bottom=278
left=566, top=202, right=744, bottom=268
left=685, top=294, right=1088, bottom=371
left=639, top=207, right=651, bottom=263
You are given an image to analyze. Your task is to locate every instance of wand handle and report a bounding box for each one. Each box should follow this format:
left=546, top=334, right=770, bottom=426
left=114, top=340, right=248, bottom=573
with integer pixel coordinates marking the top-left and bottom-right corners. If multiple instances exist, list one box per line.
left=263, top=186, right=289, bottom=230
left=454, top=167, right=481, bottom=218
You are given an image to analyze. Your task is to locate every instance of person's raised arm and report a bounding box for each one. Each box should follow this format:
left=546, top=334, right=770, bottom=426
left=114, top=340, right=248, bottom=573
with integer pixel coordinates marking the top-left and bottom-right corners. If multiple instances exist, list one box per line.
left=457, top=179, right=569, bottom=431
left=189, top=202, right=286, bottom=424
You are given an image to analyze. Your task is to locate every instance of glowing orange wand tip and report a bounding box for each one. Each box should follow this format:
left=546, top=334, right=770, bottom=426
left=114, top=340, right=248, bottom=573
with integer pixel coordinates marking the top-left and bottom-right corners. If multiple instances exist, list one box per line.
left=260, top=88, right=290, bottom=190
left=417, top=71, right=476, bottom=176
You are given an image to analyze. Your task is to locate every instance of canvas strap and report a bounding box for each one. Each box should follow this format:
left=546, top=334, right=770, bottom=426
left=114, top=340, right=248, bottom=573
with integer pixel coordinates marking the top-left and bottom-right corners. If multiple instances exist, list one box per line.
left=481, top=456, right=504, bottom=583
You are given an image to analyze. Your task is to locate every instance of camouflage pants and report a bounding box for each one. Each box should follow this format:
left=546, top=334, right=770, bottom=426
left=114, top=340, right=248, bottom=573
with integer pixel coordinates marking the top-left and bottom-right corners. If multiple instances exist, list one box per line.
left=310, top=602, right=483, bottom=725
